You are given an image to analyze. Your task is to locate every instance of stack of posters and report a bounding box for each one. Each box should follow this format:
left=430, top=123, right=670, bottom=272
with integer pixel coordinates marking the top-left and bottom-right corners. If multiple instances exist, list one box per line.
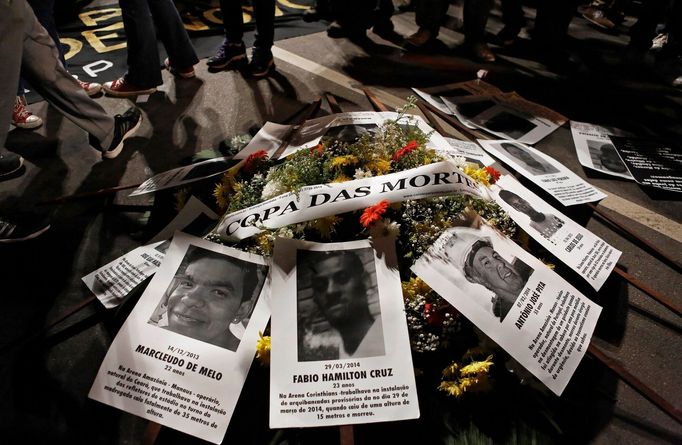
left=412, top=223, right=602, bottom=395
left=89, top=233, right=270, bottom=443
left=269, top=238, right=419, bottom=427
left=478, top=139, right=607, bottom=206
left=570, top=121, right=633, bottom=180
left=414, top=80, right=567, bottom=144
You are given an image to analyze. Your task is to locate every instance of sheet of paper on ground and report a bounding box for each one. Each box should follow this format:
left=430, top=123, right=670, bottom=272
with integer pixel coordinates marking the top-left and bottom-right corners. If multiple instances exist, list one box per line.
left=89, top=233, right=270, bottom=443
left=570, top=121, right=633, bottom=180
left=82, top=197, right=218, bottom=308
left=490, top=175, right=621, bottom=290
left=610, top=136, right=682, bottom=193
left=269, top=238, right=419, bottom=428
left=478, top=139, right=607, bottom=206
left=412, top=224, right=602, bottom=395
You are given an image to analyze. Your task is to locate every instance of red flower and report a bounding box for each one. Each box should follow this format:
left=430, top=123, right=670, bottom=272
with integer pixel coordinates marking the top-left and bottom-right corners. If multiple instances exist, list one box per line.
left=244, top=150, right=268, bottom=173
left=360, top=200, right=389, bottom=228
left=484, top=166, right=501, bottom=183
left=310, top=143, right=324, bottom=156
left=391, top=140, right=418, bottom=161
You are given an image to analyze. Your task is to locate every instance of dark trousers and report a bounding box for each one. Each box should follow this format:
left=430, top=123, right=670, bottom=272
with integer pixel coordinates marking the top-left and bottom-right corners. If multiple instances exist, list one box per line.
left=463, top=0, right=494, bottom=43
left=119, top=0, right=198, bottom=88
left=414, top=0, right=450, bottom=35
left=220, top=0, right=276, bottom=53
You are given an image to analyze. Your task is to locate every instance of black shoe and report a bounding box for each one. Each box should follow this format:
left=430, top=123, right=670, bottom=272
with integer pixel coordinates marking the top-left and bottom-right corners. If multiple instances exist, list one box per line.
left=0, top=153, right=23, bottom=179
left=248, top=50, right=275, bottom=79
left=207, top=40, right=248, bottom=71
left=99, top=107, right=142, bottom=159
left=0, top=213, right=50, bottom=243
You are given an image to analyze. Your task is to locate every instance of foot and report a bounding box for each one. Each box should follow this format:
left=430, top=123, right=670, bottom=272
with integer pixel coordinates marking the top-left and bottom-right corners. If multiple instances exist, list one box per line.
left=582, top=7, right=616, bottom=30
left=373, top=22, right=402, bottom=43
left=97, top=107, right=142, bottom=159
left=405, top=29, right=435, bottom=48
left=74, top=77, right=102, bottom=96
left=103, top=77, right=156, bottom=98
left=326, top=22, right=348, bottom=39
left=0, top=152, right=23, bottom=178
left=494, top=26, right=521, bottom=47
left=0, top=212, right=50, bottom=243
left=12, top=96, right=43, bottom=129
left=164, top=58, right=196, bottom=78
left=466, top=41, right=496, bottom=63
left=248, top=50, right=275, bottom=79
left=207, top=40, right=247, bottom=71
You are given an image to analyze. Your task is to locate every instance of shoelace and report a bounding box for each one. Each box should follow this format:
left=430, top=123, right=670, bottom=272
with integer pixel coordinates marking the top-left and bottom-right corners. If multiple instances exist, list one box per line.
left=13, top=100, right=32, bottom=122
left=0, top=220, right=16, bottom=237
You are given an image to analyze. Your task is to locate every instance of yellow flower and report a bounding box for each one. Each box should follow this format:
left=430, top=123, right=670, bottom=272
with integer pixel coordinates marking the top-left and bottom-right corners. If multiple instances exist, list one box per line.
left=332, top=174, right=351, bottom=183
left=459, top=355, right=494, bottom=377
left=366, top=158, right=391, bottom=175
left=255, top=332, right=271, bottom=366
left=254, top=232, right=274, bottom=255
left=401, top=276, right=432, bottom=300
left=174, top=188, right=190, bottom=212
left=463, top=166, right=490, bottom=187
left=438, top=381, right=464, bottom=398
left=309, top=215, right=340, bottom=239
left=331, top=155, right=359, bottom=168
left=441, top=362, right=460, bottom=379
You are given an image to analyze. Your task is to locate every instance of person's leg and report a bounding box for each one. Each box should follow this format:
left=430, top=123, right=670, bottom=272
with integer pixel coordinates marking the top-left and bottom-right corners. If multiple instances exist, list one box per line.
left=27, top=0, right=64, bottom=65
left=150, top=0, right=198, bottom=70
left=415, top=0, right=449, bottom=36
left=0, top=0, right=26, bottom=151
left=117, top=0, right=162, bottom=88
left=207, top=0, right=247, bottom=70
left=249, top=0, right=276, bottom=78
left=17, top=3, right=121, bottom=152
left=463, top=0, right=495, bottom=61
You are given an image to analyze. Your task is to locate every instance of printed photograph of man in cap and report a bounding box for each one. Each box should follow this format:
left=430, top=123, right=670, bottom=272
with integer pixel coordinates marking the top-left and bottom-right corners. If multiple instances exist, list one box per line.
left=442, top=227, right=533, bottom=322
left=148, top=245, right=267, bottom=351
left=296, top=247, right=385, bottom=361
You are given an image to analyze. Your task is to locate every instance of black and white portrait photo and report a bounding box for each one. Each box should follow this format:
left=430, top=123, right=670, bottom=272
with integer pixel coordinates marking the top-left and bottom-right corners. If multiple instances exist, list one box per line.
left=296, top=247, right=385, bottom=361
left=148, top=245, right=267, bottom=351
left=482, top=111, right=536, bottom=140
left=499, top=142, right=560, bottom=175
left=498, top=190, right=565, bottom=240
left=586, top=140, right=629, bottom=174
left=442, top=228, right=533, bottom=322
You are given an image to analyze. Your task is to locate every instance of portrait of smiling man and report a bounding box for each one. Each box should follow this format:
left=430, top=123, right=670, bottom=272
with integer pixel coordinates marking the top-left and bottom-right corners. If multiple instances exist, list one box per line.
left=444, top=229, right=533, bottom=322
left=149, top=245, right=263, bottom=351
left=297, top=248, right=385, bottom=361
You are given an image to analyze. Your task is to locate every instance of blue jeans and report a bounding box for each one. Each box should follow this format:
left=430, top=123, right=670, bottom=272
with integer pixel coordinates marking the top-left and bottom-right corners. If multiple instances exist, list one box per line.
left=119, top=0, right=198, bottom=88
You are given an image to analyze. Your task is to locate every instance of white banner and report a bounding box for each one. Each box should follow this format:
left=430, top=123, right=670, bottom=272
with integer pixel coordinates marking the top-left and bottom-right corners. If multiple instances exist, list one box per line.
left=213, top=161, right=484, bottom=241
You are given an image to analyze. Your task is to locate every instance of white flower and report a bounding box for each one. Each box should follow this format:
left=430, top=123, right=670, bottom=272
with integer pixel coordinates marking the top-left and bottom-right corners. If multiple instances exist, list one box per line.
left=353, top=168, right=373, bottom=179
left=450, top=155, right=468, bottom=168
left=261, top=180, right=287, bottom=200
left=369, top=218, right=401, bottom=238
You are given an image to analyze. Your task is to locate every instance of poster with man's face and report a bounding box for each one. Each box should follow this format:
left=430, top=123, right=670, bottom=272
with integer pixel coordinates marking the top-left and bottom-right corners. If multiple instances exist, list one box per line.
left=89, top=233, right=270, bottom=444
left=270, top=238, right=419, bottom=428
left=412, top=223, right=603, bottom=396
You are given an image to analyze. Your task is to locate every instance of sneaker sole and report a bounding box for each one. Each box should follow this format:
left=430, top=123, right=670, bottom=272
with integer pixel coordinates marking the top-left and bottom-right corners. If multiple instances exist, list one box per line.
left=0, top=156, right=23, bottom=178
left=103, top=114, right=143, bottom=159
left=84, top=86, right=103, bottom=96
left=207, top=54, right=247, bottom=70
left=103, top=86, right=157, bottom=98
left=13, top=120, right=43, bottom=129
left=0, top=223, right=50, bottom=243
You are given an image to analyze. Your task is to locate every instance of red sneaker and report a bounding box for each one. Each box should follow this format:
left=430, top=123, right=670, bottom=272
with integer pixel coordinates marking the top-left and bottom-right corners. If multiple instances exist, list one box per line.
left=12, top=96, right=43, bottom=129
left=164, top=58, right=195, bottom=79
left=75, top=77, right=102, bottom=96
left=103, top=77, right=156, bottom=98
